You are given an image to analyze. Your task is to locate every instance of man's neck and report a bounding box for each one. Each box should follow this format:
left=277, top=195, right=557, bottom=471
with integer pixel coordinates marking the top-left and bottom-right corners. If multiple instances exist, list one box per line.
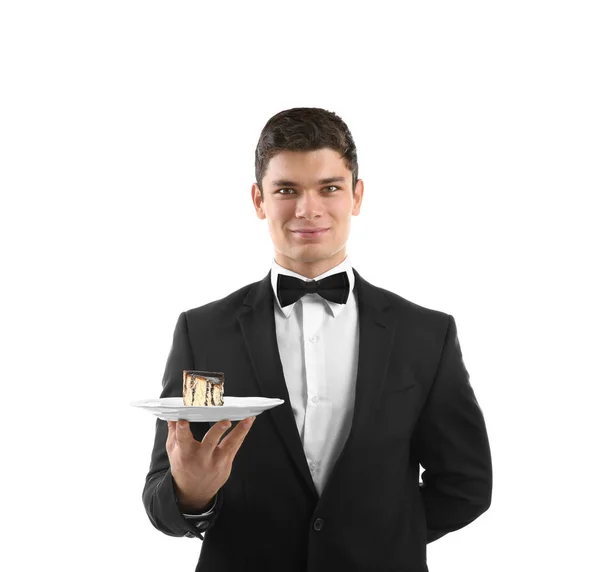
left=275, top=252, right=347, bottom=279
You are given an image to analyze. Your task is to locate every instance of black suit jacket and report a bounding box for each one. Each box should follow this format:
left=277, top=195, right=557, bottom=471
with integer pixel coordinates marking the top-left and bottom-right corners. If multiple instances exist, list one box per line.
left=142, top=268, right=493, bottom=572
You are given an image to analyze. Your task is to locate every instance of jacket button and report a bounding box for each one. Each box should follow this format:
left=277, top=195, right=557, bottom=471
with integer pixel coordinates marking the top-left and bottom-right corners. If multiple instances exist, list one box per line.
left=313, top=518, right=324, bottom=531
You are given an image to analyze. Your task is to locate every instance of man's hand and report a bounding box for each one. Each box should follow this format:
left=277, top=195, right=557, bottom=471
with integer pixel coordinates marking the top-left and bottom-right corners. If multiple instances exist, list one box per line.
left=166, top=416, right=256, bottom=512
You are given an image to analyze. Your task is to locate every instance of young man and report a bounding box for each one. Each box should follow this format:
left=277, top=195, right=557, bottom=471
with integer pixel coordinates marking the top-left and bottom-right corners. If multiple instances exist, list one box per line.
left=142, top=107, right=493, bottom=571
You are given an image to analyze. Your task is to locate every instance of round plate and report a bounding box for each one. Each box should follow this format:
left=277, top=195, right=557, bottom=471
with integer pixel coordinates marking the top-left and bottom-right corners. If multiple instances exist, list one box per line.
left=130, top=396, right=285, bottom=421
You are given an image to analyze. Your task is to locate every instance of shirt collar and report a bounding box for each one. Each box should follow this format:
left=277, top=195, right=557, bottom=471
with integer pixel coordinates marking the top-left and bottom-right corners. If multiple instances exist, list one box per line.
left=270, top=255, right=355, bottom=318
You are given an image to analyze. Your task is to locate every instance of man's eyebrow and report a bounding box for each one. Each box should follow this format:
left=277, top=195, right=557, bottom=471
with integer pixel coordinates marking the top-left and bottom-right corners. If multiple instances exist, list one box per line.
left=270, top=176, right=346, bottom=187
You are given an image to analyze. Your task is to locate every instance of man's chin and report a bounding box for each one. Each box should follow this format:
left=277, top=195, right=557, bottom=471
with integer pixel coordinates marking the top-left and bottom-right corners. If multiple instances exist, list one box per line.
left=282, top=248, right=337, bottom=264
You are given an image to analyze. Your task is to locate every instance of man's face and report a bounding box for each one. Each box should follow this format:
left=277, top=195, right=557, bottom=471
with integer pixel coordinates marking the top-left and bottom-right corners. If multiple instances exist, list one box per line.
left=251, top=148, right=364, bottom=278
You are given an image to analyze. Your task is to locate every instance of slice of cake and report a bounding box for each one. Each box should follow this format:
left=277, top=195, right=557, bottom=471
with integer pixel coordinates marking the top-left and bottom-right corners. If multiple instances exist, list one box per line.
left=183, top=370, right=225, bottom=406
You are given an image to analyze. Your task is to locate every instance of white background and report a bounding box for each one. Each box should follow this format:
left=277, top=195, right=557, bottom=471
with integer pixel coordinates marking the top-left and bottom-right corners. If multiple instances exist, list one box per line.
left=1, top=1, right=598, bottom=570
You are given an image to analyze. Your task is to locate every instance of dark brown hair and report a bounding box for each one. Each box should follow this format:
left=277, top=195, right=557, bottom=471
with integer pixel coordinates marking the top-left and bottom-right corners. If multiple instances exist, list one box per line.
left=254, top=107, right=359, bottom=200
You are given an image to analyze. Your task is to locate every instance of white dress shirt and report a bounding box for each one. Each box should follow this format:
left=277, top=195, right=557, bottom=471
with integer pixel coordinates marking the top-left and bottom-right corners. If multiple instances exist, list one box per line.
left=270, top=254, right=359, bottom=496
left=184, top=255, right=359, bottom=521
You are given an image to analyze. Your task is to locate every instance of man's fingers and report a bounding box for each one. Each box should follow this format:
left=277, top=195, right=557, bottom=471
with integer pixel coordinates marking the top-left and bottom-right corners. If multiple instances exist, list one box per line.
left=166, top=420, right=175, bottom=447
left=201, top=420, right=233, bottom=450
left=218, top=416, right=256, bottom=456
left=173, top=417, right=255, bottom=456
left=175, top=420, right=196, bottom=448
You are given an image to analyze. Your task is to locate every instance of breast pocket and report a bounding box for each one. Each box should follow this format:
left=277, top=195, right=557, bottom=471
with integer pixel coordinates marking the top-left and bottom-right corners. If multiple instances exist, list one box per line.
left=376, top=382, right=421, bottom=438
left=381, top=382, right=418, bottom=397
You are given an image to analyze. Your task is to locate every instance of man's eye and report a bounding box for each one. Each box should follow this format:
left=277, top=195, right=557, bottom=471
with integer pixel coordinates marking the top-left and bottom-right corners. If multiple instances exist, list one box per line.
left=276, top=186, right=339, bottom=194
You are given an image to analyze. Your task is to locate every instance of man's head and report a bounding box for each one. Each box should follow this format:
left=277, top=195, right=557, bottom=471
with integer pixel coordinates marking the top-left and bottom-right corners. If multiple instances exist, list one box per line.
left=251, top=108, right=364, bottom=278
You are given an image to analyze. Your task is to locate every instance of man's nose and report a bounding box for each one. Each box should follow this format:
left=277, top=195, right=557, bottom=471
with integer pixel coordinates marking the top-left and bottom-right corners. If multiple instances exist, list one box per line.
left=295, top=191, right=324, bottom=218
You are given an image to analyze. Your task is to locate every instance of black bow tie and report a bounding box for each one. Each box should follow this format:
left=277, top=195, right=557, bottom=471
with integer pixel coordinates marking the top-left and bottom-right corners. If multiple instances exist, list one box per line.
left=276, top=271, right=350, bottom=308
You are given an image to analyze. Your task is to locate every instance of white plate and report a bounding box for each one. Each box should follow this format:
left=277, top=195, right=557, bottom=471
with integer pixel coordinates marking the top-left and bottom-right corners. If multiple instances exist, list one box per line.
left=130, top=396, right=285, bottom=422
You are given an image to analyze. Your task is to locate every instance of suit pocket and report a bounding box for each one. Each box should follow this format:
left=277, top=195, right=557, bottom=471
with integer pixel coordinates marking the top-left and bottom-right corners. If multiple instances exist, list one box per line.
left=381, top=382, right=417, bottom=397
left=376, top=382, right=421, bottom=438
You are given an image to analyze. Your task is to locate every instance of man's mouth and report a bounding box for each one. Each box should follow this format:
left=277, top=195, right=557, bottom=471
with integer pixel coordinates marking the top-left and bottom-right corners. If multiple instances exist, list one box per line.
left=291, top=228, right=329, bottom=238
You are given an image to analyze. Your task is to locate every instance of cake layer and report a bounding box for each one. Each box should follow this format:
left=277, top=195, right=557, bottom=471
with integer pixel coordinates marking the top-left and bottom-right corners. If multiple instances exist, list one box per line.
left=183, top=370, right=225, bottom=406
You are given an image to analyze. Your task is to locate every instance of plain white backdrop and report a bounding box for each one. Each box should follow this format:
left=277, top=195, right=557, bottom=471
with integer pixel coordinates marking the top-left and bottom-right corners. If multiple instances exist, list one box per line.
left=1, top=1, right=598, bottom=570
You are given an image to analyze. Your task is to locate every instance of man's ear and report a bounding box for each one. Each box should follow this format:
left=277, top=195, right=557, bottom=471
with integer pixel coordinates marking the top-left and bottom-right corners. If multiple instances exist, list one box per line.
left=251, top=183, right=266, bottom=219
left=352, top=179, right=364, bottom=215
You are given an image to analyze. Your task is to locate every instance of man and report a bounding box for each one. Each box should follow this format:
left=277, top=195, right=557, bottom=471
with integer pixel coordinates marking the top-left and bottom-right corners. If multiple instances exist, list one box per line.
left=142, top=107, right=493, bottom=571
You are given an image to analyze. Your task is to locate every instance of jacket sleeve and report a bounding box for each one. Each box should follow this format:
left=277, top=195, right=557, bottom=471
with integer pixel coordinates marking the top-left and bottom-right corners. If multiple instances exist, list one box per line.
left=413, top=314, right=493, bottom=543
left=141, top=311, right=223, bottom=540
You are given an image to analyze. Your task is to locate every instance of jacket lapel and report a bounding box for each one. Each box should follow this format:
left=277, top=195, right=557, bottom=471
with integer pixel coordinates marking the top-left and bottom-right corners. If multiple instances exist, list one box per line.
left=237, top=267, right=397, bottom=500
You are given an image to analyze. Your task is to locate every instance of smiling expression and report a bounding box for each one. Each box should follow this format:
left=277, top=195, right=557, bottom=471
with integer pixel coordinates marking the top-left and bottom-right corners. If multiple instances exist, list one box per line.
left=251, top=148, right=364, bottom=278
